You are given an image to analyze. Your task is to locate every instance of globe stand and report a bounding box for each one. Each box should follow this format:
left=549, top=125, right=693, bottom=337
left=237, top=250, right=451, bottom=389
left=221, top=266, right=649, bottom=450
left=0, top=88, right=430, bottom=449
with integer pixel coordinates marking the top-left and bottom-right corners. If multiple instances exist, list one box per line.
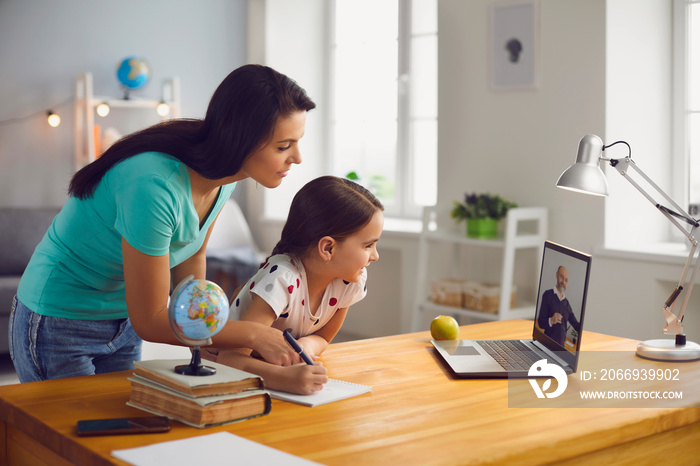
left=174, top=346, right=216, bottom=376
left=169, top=333, right=218, bottom=377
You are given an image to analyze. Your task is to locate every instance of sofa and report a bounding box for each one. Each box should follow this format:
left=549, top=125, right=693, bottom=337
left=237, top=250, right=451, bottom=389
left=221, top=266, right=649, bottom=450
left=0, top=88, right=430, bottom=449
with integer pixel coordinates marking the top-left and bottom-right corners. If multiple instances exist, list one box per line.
left=0, top=207, right=61, bottom=354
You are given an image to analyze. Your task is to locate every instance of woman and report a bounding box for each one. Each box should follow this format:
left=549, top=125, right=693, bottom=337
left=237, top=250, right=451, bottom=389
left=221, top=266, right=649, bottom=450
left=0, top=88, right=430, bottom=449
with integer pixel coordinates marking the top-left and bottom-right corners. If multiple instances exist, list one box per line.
left=10, top=64, right=315, bottom=382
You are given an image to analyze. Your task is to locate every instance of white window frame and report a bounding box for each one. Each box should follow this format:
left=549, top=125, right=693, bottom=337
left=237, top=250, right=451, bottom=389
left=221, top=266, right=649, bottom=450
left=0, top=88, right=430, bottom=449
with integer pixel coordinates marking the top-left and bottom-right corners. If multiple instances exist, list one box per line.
left=673, top=0, right=700, bottom=217
left=327, top=0, right=437, bottom=219
left=673, top=0, right=691, bottom=213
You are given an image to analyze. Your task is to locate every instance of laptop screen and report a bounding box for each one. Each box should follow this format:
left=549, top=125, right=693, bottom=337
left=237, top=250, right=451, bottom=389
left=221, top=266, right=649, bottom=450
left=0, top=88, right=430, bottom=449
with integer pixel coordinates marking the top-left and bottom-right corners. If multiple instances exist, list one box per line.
left=532, top=241, right=592, bottom=370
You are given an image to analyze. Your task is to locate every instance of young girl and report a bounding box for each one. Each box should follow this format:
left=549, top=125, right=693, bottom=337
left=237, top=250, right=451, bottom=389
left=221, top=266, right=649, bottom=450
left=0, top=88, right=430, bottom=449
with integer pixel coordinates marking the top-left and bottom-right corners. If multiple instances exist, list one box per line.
left=207, top=176, right=384, bottom=395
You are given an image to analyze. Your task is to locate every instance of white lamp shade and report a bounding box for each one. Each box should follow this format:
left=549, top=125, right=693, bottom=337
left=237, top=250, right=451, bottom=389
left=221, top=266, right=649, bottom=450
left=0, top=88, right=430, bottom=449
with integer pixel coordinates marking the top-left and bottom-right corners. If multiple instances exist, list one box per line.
left=556, top=134, right=608, bottom=196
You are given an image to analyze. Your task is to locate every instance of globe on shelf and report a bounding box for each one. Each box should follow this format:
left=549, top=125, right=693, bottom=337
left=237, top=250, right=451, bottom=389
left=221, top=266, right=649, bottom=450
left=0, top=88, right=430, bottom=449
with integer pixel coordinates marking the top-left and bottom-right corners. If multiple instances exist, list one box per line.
left=116, top=57, right=151, bottom=99
left=168, top=276, right=229, bottom=376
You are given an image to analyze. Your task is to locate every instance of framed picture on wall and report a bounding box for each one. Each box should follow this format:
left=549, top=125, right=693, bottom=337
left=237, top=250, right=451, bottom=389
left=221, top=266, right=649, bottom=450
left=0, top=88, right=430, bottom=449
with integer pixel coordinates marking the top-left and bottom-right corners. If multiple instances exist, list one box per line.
left=490, top=1, right=539, bottom=90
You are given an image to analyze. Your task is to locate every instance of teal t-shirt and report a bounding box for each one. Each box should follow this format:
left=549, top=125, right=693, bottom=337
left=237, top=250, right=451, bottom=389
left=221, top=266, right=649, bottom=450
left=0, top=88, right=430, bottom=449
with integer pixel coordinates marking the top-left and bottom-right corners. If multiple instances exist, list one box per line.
left=17, top=152, right=236, bottom=320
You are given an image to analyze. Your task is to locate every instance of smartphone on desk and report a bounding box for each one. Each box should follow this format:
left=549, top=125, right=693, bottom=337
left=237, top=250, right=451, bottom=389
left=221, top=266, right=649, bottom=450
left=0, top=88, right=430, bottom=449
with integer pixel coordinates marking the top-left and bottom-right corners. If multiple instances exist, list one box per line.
left=76, top=416, right=171, bottom=436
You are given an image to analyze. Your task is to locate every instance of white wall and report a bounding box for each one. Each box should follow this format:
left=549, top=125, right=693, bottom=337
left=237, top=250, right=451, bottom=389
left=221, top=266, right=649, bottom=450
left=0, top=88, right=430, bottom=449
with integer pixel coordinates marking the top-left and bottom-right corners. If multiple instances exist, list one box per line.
left=0, top=0, right=248, bottom=207
left=605, top=0, right=672, bottom=248
left=438, top=0, right=607, bottom=250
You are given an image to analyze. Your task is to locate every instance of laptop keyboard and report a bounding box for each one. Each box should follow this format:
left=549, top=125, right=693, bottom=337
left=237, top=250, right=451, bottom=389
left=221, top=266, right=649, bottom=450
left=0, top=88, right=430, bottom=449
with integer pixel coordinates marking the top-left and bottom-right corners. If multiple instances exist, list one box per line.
left=477, top=340, right=544, bottom=371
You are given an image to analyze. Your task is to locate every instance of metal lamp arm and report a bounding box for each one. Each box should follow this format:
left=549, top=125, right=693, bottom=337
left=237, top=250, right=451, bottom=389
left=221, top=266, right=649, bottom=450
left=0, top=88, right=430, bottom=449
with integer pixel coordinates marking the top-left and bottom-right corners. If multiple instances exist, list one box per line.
left=602, top=144, right=700, bottom=335
left=606, top=156, right=699, bottom=238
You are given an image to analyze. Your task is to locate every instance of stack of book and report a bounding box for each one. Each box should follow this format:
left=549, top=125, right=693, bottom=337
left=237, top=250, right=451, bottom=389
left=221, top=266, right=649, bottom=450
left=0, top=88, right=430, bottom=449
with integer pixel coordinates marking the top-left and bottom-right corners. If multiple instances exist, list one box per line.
left=127, top=359, right=271, bottom=428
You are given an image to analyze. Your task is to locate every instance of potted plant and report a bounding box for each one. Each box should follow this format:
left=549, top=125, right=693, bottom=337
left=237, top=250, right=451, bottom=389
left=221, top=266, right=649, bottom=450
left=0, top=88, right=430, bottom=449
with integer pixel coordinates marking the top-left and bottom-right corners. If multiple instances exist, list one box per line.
left=450, top=193, right=518, bottom=238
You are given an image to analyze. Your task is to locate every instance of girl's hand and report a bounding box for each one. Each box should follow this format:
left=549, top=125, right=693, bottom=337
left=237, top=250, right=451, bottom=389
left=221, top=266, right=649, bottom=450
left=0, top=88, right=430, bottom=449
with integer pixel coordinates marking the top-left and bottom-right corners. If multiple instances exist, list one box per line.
left=282, top=363, right=328, bottom=395
left=299, top=333, right=340, bottom=360
left=213, top=347, right=327, bottom=395
left=297, top=336, right=322, bottom=361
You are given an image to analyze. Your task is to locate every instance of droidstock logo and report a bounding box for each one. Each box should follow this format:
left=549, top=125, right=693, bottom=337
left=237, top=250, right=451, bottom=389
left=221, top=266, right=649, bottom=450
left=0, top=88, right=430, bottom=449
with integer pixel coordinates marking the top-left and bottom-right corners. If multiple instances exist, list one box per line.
left=528, top=359, right=568, bottom=398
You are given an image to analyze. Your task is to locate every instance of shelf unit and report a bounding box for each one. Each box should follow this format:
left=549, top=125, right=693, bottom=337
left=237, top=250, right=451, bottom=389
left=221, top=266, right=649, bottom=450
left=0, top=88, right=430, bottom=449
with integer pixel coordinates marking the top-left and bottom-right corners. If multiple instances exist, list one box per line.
left=74, top=72, right=180, bottom=170
left=412, top=206, right=548, bottom=331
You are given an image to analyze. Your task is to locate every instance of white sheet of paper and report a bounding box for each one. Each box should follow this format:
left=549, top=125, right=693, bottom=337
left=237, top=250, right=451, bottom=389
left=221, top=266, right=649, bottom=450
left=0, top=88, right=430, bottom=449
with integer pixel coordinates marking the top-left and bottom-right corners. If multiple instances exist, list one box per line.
left=112, top=431, right=321, bottom=466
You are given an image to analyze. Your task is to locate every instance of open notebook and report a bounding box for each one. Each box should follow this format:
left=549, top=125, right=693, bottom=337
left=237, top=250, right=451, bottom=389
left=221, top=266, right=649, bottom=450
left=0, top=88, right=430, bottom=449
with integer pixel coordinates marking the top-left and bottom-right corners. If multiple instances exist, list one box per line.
left=267, top=379, right=371, bottom=407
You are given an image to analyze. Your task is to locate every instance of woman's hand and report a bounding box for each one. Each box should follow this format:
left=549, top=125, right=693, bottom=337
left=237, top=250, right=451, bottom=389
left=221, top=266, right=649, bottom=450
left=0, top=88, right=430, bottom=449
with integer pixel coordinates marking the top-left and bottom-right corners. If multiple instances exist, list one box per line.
left=250, top=324, right=300, bottom=366
left=234, top=295, right=301, bottom=366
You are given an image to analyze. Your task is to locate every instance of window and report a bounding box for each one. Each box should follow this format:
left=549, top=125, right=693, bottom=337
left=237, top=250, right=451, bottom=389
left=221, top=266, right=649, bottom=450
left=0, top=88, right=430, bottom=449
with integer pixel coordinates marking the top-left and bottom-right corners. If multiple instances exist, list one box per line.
left=677, top=0, right=700, bottom=212
left=329, top=0, right=437, bottom=218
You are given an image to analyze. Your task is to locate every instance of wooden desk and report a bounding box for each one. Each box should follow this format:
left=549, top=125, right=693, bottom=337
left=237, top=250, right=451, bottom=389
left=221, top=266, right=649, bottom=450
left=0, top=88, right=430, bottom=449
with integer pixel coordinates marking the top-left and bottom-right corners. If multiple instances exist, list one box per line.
left=1, top=320, right=699, bottom=465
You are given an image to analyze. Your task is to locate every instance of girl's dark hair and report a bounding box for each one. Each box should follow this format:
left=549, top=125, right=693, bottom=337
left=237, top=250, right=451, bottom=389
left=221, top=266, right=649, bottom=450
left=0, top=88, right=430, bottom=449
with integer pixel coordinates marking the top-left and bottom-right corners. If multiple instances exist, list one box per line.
left=68, top=64, right=316, bottom=199
left=267, top=176, right=384, bottom=263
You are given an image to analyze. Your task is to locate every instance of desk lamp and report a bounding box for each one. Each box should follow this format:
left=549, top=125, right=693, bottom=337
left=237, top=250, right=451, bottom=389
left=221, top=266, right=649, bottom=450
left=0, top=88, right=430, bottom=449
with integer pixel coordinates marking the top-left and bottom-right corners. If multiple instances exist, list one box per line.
left=556, top=134, right=700, bottom=361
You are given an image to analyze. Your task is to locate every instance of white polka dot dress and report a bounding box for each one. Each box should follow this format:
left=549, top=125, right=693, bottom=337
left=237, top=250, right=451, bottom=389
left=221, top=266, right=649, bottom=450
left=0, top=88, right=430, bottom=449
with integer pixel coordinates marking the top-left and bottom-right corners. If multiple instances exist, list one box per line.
left=229, top=254, right=367, bottom=338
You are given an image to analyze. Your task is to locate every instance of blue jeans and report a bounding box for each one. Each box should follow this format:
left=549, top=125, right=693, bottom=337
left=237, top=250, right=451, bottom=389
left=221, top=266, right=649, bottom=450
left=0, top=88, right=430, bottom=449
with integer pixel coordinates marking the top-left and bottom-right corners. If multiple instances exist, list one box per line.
left=9, top=296, right=142, bottom=382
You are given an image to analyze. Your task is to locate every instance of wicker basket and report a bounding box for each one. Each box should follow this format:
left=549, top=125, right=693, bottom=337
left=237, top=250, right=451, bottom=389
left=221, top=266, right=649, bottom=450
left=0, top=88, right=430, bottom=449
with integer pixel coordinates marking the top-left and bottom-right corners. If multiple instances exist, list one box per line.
left=430, top=279, right=464, bottom=308
left=462, top=282, right=516, bottom=314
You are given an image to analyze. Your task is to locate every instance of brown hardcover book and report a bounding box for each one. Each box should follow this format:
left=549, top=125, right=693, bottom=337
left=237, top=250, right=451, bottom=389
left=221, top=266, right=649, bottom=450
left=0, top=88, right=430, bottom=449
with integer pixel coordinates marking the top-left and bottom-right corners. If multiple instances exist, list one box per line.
left=133, top=359, right=264, bottom=397
left=128, top=376, right=271, bottom=428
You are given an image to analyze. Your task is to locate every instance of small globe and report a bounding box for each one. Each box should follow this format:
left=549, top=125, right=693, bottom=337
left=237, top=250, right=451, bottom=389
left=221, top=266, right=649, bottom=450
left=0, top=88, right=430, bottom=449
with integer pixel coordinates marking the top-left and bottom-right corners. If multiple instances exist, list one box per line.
left=116, top=57, right=151, bottom=90
left=168, top=277, right=229, bottom=344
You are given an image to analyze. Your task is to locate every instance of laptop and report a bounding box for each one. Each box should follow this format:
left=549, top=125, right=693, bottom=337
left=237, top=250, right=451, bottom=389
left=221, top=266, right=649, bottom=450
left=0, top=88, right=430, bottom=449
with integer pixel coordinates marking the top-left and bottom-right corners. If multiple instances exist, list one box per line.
left=431, top=241, right=592, bottom=378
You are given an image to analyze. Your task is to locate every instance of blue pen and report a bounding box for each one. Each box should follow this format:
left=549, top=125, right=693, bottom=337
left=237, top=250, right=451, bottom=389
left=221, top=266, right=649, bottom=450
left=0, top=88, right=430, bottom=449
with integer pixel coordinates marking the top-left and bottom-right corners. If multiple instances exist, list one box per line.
left=283, top=329, right=314, bottom=365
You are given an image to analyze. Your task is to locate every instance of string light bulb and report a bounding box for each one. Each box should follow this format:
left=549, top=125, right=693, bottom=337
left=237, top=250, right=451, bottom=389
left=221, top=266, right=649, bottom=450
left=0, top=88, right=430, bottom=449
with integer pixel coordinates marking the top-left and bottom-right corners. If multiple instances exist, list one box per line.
left=156, top=101, right=170, bottom=117
left=96, top=102, right=110, bottom=117
left=47, top=110, right=61, bottom=127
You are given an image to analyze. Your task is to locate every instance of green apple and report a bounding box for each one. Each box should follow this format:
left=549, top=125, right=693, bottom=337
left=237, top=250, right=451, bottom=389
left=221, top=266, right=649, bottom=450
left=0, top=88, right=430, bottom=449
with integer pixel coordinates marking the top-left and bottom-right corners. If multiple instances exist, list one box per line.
left=430, top=315, right=459, bottom=340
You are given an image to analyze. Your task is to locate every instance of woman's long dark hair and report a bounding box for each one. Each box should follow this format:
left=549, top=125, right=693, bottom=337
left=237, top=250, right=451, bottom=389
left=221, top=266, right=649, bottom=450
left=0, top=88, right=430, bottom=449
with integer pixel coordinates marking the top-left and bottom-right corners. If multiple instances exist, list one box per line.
left=266, top=176, right=384, bottom=264
left=68, top=64, right=316, bottom=199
